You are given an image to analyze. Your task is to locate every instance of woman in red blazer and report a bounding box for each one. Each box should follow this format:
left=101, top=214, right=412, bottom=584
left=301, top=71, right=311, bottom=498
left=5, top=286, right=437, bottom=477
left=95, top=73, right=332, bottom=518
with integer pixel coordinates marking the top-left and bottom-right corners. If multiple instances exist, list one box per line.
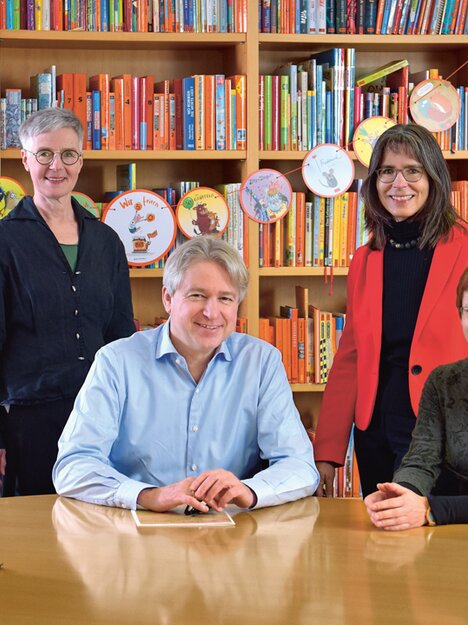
left=314, top=124, right=468, bottom=497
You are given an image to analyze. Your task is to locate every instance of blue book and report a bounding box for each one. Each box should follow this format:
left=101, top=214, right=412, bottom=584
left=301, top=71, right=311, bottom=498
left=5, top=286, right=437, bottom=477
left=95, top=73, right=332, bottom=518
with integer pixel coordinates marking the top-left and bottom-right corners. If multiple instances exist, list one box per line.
left=30, top=73, right=53, bottom=110
left=219, top=0, right=228, bottom=31
left=230, top=88, right=237, bottom=150
left=5, top=89, right=22, bottom=148
left=365, top=0, right=378, bottom=32
left=315, top=64, right=324, bottom=145
left=300, top=0, right=308, bottom=33
left=182, top=77, right=195, bottom=150
left=325, top=90, right=333, bottom=143
left=441, top=0, right=456, bottom=32
left=262, top=0, right=271, bottom=32
left=101, top=0, right=109, bottom=31
left=92, top=90, right=101, bottom=150
left=308, top=89, right=317, bottom=150
left=380, top=0, right=393, bottom=34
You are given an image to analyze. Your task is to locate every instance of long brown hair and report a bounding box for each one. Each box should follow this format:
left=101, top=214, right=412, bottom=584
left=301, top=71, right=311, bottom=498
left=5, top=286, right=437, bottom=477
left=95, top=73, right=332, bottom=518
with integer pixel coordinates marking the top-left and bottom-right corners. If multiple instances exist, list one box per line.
left=361, top=123, right=459, bottom=250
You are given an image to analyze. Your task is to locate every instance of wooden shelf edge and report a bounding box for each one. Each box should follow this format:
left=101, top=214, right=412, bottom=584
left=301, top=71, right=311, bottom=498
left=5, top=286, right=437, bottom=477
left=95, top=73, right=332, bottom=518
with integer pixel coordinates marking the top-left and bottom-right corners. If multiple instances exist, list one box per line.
left=258, top=33, right=468, bottom=49
left=0, top=149, right=247, bottom=161
left=0, top=29, right=247, bottom=48
left=291, top=383, right=326, bottom=392
left=129, top=268, right=163, bottom=278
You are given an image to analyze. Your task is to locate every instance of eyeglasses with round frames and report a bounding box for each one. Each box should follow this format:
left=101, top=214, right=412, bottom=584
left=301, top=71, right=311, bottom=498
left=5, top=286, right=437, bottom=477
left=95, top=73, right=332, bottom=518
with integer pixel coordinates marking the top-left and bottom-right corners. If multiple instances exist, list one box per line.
left=376, top=166, right=425, bottom=183
left=24, top=148, right=82, bottom=166
left=460, top=306, right=468, bottom=317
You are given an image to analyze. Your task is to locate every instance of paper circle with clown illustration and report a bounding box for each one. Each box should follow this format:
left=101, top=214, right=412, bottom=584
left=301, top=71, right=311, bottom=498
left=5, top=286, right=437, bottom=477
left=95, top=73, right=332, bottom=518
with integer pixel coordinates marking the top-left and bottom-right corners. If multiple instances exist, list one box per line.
left=302, top=145, right=355, bottom=198
left=0, top=177, right=27, bottom=219
left=239, top=169, right=292, bottom=224
left=410, top=79, right=461, bottom=132
left=102, top=189, right=177, bottom=266
left=353, top=117, right=397, bottom=167
left=72, top=192, right=100, bottom=218
left=176, top=187, right=230, bottom=239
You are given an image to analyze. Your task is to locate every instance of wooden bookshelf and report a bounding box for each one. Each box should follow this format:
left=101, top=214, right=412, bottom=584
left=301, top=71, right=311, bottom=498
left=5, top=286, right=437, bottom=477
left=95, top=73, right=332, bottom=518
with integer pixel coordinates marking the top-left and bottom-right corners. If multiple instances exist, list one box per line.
left=1, top=19, right=467, bottom=429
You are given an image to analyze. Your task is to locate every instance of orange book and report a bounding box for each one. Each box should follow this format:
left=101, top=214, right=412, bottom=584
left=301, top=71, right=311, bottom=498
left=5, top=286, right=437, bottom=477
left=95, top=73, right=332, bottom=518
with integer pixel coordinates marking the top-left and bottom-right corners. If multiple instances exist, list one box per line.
left=282, top=317, right=292, bottom=382
left=112, top=74, right=132, bottom=151
left=154, top=80, right=171, bottom=150
left=204, top=74, right=215, bottom=150
left=267, top=317, right=283, bottom=364
left=227, top=74, right=246, bottom=150
left=153, top=93, right=165, bottom=150
left=193, top=75, right=205, bottom=150
left=259, top=318, right=273, bottom=343
left=109, top=93, right=116, bottom=150
left=274, top=218, right=284, bottom=267
left=89, top=73, right=110, bottom=150
left=295, top=191, right=305, bottom=267
left=56, top=73, right=73, bottom=110
left=72, top=73, right=87, bottom=146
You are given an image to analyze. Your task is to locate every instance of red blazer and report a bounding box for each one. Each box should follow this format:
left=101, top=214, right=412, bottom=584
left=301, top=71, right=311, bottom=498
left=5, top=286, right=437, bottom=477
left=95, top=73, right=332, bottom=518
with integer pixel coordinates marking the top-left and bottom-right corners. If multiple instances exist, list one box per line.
left=314, top=223, right=468, bottom=466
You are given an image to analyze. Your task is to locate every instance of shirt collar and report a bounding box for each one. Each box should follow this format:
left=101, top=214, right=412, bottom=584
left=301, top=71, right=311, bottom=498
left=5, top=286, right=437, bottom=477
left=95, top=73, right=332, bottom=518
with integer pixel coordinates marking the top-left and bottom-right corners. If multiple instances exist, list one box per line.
left=155, top=319, right=233, bottom=363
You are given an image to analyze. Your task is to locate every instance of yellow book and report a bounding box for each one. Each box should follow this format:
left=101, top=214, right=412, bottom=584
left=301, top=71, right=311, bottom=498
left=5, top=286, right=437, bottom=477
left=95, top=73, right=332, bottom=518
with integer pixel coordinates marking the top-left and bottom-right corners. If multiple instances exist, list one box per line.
left=356, top=59, right=409, bottom=87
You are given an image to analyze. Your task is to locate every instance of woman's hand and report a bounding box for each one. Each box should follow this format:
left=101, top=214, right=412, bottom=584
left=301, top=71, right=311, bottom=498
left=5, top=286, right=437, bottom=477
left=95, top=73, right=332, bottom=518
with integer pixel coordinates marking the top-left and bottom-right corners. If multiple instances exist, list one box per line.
left=315, top=461, right=336, bottom=497
left=364, top=482, right=428, bottom=530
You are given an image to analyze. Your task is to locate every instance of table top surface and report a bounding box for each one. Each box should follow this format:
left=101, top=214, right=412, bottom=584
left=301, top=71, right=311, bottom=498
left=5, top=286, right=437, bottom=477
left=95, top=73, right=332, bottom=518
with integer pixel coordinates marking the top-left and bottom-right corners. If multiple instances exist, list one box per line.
left=1, top=495, right=467, bottom=625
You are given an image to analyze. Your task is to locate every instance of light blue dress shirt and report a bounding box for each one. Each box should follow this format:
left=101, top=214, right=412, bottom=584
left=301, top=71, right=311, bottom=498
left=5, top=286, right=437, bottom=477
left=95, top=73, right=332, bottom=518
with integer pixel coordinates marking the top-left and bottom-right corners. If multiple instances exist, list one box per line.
left=53, top=322, right=319, bottom=510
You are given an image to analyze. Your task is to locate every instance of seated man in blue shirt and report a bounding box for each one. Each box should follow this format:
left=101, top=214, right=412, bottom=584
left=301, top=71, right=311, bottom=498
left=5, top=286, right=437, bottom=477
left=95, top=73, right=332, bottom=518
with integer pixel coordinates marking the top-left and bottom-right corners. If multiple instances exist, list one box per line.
left=53, top=237, right=319, bottom=512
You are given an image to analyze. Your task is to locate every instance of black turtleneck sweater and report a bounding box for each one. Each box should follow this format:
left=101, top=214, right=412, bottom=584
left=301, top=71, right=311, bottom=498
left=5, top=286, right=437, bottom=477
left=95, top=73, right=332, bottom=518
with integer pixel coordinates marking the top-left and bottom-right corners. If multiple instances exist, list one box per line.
left=373, top=218, right=434, bottom=420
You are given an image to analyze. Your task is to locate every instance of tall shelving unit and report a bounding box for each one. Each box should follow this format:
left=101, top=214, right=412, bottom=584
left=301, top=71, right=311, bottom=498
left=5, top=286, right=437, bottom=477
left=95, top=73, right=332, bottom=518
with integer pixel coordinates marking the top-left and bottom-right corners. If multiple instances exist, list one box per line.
left=1, top=20, right=467, bottom=432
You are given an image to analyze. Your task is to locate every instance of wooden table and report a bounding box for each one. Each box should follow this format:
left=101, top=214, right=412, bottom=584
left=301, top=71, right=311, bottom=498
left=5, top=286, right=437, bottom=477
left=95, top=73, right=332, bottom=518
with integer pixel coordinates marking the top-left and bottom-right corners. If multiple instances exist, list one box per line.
left=1, top=495, right=467, bottom=625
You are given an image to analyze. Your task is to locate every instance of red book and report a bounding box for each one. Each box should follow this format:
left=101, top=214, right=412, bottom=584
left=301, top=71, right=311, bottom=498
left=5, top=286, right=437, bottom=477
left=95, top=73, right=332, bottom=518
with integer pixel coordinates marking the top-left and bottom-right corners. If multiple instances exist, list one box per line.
left=204, top=75, right=216, bottom=151
left=56, top=73, right=74, bottom=110
left=112, top=74, right=132, bottom=150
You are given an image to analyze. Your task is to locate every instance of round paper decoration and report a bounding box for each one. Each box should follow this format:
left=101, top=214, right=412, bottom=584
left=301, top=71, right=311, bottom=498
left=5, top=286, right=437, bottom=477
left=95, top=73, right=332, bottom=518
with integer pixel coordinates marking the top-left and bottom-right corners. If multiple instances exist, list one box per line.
left=0, top=176, right=27, bottom=219
left=72, top=192, right=100, bottom=218
left=302, top=144, right=355, bottom=198
left=176, top=187, right=230, bottom=239
left=410, top=79, right=461, bottom=132
left=353, top=117, right=397, bottom=167
left=239, top=169, right=292, bottom=224
left=102, top=190, right=177, bottom=266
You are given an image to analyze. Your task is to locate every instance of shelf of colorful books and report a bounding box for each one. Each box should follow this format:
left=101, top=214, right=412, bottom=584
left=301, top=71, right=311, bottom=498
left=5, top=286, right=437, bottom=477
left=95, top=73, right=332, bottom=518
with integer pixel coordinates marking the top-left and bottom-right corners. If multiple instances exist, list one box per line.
left=259, top=267, right=349, bottom=276
left=0, top=149, right=248, bottom=161
left=258, top=34, right=468, bottom=52
left=0, top=30, right=247, bottom=49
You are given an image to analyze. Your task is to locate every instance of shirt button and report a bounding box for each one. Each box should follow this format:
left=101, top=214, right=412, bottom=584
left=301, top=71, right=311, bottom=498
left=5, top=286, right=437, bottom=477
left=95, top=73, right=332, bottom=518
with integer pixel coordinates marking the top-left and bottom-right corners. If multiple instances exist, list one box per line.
left=411, top=365, right=422, bottom=375
left=191, top=464, right=198, bottom=472
left=78, top=356, right=85, bottom=361
left=192, top=425, right=198, bottom=433
left=71, top=285, right=77, bottom=292
left=75, top=309, right=79, bottom=316
left=195, top=388, right=199, bottom=394
left=76, top=333, right=80, bottom=339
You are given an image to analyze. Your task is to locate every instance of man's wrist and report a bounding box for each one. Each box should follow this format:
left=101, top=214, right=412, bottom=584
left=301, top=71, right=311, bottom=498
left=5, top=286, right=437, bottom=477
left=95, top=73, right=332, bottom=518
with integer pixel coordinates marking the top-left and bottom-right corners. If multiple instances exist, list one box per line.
left=424, top=499, right=436, bottom=526
left=137, top=487, right=158, bottom=510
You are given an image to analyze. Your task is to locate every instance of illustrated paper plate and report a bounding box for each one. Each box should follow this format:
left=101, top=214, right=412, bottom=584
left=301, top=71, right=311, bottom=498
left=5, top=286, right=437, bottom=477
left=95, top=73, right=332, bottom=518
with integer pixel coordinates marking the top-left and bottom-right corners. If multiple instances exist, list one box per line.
left=72, top=192, right=100, bottom=218
left=302, top=145, right=355, bottom=198
left=176, top=187, right=229, bottom=238
left=410, top=79, right=461, bottom=132
left=0, top=176, right=26, bottom=219
left=353, top=117, right=397, bottom=167
left=239, top=169, right=292, bottom=223
left=102, top=190, right=177, bottom=266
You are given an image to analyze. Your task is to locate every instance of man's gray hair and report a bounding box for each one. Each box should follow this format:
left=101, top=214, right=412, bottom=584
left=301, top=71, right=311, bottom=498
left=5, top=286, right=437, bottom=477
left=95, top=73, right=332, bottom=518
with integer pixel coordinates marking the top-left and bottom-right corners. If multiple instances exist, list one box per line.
left=19, top=107, right=84, bottom=150
left=163, top=237, right=249, bottom=302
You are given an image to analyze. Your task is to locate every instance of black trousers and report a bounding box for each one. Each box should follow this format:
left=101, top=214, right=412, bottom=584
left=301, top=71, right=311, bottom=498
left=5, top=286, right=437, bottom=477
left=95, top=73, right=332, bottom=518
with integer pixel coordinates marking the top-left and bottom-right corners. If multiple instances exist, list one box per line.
left=0, top=398, right=75, bottom=497
left=354, top=407, right=416, bottom=498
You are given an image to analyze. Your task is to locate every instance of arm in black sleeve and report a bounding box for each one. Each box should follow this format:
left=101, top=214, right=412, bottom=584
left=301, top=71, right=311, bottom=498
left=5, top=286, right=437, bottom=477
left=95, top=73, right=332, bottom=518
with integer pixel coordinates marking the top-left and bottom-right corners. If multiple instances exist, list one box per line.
left=105, top=239, right=135, bottom=343
left=428, top=495, right=468, bottom=526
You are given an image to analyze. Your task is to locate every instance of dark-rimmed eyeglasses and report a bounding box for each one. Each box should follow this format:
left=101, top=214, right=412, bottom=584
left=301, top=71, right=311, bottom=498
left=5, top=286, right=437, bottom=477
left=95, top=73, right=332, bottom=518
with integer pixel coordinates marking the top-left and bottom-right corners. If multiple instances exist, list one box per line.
left=376, top=166, right=425, bottom=183
left=460, top=306, right=468, bottom=317
left=24, top=148, right=82, bottom=166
